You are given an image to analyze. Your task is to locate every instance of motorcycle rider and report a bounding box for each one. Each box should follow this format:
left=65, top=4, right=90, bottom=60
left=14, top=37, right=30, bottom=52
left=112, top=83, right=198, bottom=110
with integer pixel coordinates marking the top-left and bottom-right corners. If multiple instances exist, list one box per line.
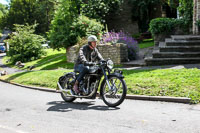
left=73, top=35, right=104, bottom=94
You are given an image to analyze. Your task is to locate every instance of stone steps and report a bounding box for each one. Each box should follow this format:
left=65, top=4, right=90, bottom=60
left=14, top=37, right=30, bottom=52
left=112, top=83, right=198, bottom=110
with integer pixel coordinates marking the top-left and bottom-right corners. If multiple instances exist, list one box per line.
left=160, top=46, right=200, bottom=52
left=165, top=39, right=200, bottom=46
left=145, top=57, right=200, bottom=66
left=145, top=35, right=200, bottom=66
left=171, top=35, right=200, bottom=41
left=153, top=52, right=200, bottom=58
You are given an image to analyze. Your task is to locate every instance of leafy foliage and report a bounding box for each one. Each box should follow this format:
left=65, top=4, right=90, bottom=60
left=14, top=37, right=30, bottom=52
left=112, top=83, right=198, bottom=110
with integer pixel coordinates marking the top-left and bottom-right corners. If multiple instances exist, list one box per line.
left=81, top=0, right=123, bottom=23
left=149, top=18, right=189, bottom=36
left=0, top=3, right=9, bottom=30
left=0, top=3, right=8, bottom=18
left=48, top=0, right=78, bottom=49
left=0, top=0, right=57, bottom=34
left=7, top=24, right=46, bottom=63
left=101, top=31, right=139, bottom=60
left=71, top=15, right=104, bottom=39
left=48, top=0, right=104, bottom=50
left=34, top=0, right=57, bottom=35
left=178, top=0, right=193, bottom=27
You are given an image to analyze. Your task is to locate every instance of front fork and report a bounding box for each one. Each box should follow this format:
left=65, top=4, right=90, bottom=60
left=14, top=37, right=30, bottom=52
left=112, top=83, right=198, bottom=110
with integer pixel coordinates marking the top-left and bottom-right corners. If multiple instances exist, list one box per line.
left=102, top=68, right=115, bottom=92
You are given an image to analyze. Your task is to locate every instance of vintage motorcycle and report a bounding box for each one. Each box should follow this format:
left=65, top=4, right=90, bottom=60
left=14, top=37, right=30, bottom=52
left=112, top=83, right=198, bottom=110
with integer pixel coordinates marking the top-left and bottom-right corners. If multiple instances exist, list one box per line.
left=56, top=59, right=127, bottom=107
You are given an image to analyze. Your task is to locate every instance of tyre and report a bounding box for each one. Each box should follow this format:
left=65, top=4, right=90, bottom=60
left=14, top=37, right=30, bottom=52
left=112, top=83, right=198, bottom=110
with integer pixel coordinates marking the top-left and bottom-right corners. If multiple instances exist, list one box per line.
left=100, top=75, right=127, bottom=107
left=60, top=74, right=76, bottom=102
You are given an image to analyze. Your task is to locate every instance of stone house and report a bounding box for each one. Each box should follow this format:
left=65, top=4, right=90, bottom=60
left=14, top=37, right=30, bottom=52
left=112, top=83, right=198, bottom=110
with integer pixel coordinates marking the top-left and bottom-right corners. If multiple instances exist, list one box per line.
left=106, top=0, right=177, bottom=35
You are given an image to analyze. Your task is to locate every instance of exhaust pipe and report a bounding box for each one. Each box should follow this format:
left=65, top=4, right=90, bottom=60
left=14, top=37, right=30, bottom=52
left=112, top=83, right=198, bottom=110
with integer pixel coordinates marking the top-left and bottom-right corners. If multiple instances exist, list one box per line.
left=57, top=82, right=76, bottom=96
left=56, top=82, right=97, bottom=98
left=56, top=82, right=65, bottom=93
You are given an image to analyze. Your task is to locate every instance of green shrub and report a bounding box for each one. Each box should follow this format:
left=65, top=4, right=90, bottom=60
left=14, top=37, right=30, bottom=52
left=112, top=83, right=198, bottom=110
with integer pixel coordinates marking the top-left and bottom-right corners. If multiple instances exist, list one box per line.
left=149, top=18, right=189, bottom=36
left=71, top=15, right=104, bottom=39
left=7, top=24, right=46, bottom=63
left=81, top=0, right=123, bottom=23
left=48, top=0, right=104, bottom=50
left=178, top=0, right=193, bottom=26
left=48, top=0, right=78, bottom=50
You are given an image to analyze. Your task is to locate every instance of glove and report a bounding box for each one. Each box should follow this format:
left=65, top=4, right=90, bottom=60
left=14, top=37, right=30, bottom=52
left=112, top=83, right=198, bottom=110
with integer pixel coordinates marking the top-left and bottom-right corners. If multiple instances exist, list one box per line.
left=84, top=62, right=96, bottom=66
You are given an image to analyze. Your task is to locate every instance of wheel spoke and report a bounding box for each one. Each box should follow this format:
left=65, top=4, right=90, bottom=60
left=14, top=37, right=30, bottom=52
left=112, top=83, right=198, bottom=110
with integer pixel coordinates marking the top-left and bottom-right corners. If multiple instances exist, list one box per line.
left=102, top=77, right=126, bottom=106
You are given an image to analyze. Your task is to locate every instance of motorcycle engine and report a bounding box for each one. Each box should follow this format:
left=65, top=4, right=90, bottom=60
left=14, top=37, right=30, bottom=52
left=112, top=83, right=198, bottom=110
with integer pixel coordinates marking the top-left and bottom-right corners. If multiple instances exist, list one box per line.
left=90, top=82, right=96, bottom=93
left=79, top=81, right=96, bottom=96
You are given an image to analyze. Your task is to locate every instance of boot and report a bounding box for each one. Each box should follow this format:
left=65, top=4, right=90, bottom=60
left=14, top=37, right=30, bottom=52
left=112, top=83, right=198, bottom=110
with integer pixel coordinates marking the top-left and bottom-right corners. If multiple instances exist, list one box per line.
left=73, top=80, right=80, bottom=94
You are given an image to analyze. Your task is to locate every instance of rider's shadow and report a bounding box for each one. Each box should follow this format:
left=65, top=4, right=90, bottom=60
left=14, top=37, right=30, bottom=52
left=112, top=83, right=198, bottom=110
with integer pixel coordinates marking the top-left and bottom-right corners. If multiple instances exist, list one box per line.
left=46, top=101, right=120, bottom=112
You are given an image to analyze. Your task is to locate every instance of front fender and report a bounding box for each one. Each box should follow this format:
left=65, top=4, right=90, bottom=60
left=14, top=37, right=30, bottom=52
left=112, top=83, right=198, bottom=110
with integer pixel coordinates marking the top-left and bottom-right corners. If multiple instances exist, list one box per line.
left=108, top=72, right=124, bottom=79
left=100, top=72, right=124, bottom=96
left=100, top=73, right=124, bottom=89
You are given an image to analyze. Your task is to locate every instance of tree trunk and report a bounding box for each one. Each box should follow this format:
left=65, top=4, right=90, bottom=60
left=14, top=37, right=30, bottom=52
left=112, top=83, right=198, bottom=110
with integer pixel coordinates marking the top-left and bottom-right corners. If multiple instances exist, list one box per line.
left=193, top=0, right=200, bottom=35
left=193, top=0, right=198, bottom=34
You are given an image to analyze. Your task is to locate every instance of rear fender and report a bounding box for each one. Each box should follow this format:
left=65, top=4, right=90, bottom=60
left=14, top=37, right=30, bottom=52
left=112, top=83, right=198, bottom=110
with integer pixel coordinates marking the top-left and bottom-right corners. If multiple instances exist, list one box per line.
left=58, top=72, right=76, bottom=83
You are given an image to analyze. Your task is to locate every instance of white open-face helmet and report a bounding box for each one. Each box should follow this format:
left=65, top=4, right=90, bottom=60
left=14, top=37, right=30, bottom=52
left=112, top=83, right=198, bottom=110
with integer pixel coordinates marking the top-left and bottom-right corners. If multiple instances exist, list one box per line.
left=88, top=35, right=98, bottom=42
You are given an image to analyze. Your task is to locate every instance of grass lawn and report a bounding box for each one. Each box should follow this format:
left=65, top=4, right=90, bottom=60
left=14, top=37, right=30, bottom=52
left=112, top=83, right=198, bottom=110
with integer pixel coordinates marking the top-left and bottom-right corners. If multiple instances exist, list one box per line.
left=1, top=68, right=200, bottom=104
left=2, top=40, right=154, bottom=71
left=3, top=49, right=74, bottom=70
left=2, top=48, right=122, bottom=70
left=139, top=39, right=154, bottom=49
left=2, top=45, right=200, bottom=104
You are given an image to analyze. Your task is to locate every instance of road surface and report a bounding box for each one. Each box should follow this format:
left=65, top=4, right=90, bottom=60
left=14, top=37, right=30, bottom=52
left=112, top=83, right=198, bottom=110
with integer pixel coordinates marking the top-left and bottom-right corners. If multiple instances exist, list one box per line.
left=0, top=81, right=200, bottom=133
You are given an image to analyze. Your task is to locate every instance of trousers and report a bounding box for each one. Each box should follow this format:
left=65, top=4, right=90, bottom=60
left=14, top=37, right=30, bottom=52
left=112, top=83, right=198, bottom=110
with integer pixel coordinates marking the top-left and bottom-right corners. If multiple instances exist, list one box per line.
left=74, top=64, right=89, bottom=83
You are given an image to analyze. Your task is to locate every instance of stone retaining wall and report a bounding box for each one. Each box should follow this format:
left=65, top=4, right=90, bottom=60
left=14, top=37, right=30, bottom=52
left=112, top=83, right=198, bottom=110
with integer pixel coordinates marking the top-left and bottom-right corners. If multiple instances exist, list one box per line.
left=67, top=43, right=128, bottom=64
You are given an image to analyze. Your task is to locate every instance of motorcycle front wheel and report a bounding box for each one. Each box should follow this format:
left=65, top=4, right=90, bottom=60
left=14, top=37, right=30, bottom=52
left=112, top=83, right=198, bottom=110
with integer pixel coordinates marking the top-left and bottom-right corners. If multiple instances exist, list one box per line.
left=100, top=75, right=127, bottom=107
left=60, top=74, right=76, bottom=102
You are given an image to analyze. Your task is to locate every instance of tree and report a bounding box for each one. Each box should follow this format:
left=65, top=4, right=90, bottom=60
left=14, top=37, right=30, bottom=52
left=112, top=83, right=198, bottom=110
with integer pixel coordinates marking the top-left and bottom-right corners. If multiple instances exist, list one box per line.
left=0, top=3, right=8, bottom=18
left=81, top=0, right=123, bottom=23
left=0, top=3, right=8, bottom=31
left=7, top=23, right=46, bottom=63
left=178, top=0, right=193, bottom=25
left=5, top=0, right=37, bottom=29
left=48, top=0, right=104, bottom=52
left=34, top=0, right=57, bottom=35
left=48, top=0, right=79, bottom=50
left=1, top=0, right=57, bottom=35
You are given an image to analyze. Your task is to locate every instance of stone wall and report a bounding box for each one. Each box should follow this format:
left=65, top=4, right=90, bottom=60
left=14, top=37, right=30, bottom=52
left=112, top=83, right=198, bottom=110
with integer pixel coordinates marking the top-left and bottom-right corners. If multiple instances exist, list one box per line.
left=67, top=45, right=80, bottom=63
left=105, top=0, right=139, bottom=35
left=67, top=43, right=128, bottom=64
left=97, top=43, right=128, bottom=64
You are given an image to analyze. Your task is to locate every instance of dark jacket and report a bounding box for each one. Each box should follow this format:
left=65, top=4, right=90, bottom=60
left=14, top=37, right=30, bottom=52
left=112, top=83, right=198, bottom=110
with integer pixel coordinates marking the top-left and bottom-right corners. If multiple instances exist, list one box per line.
left=75, top=44, right=104, bottom=67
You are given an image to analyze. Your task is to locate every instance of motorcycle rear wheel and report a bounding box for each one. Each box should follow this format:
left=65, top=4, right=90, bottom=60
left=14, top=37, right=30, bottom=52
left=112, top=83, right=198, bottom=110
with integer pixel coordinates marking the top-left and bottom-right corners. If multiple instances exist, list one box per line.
left=100, top=75, right=127, bottom=107
left=61, top=74, right=76, bottom=102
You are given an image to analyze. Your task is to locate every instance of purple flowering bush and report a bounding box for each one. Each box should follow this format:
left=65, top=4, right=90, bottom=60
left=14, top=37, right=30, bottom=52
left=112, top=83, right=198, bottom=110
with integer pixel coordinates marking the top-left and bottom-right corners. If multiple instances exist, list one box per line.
left=100, top=31, right=139, bottom=60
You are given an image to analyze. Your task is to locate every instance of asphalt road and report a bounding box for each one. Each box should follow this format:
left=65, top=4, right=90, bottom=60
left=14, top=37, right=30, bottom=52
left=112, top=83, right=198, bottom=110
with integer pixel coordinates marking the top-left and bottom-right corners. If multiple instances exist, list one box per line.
left=0, top=81, right=200, bottom=133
